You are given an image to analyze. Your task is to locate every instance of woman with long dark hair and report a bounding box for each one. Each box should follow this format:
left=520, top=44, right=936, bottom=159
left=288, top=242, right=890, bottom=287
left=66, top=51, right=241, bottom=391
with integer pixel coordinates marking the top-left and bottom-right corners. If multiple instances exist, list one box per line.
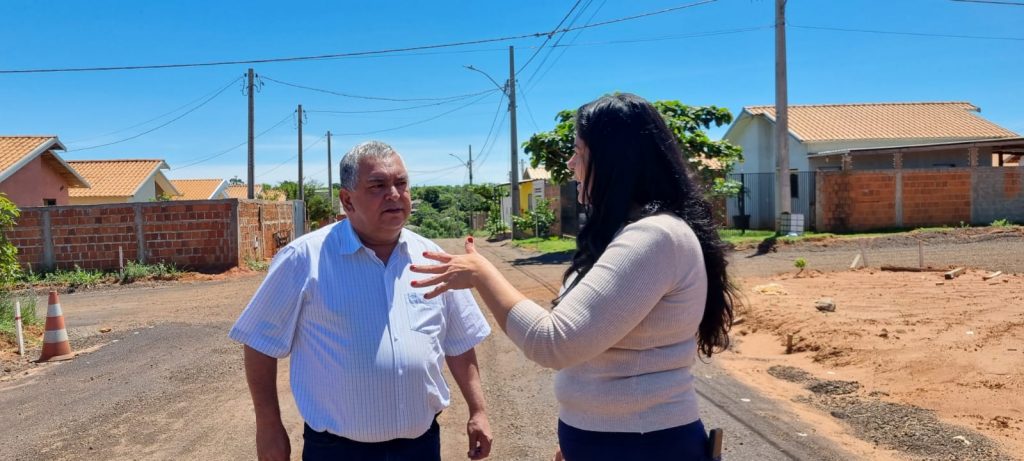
left=411, top=93, right=736, bottom=460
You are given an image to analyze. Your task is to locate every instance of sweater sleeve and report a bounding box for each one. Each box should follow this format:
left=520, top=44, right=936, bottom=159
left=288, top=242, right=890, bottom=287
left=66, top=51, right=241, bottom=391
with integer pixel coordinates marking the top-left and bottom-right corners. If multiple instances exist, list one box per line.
left=504, top=218, right=685, bottom=369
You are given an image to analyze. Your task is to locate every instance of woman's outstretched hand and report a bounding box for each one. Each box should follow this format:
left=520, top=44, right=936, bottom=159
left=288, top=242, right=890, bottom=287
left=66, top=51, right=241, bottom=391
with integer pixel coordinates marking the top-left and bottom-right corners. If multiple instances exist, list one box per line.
left=411, top=236, right=495, bottom=299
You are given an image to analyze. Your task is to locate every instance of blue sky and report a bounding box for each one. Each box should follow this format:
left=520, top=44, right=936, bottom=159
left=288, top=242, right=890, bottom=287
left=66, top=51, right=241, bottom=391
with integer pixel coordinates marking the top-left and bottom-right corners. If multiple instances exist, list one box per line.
left=2, top=0, right=1021, bottom=187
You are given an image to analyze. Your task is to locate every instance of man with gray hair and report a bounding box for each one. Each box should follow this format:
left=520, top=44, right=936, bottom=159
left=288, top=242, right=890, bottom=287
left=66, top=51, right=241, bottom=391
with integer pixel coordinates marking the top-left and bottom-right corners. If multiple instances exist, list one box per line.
left=230, top=141, right=493, bottom=461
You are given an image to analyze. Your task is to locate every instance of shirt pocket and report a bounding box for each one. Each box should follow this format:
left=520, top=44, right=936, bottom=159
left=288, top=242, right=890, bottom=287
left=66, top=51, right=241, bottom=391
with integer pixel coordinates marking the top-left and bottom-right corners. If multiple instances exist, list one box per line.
left=406, top=292, right=444, bottom=337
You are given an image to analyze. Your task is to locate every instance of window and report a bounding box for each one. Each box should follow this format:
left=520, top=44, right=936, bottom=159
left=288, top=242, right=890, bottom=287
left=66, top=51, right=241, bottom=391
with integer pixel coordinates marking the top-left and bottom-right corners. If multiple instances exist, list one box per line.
left=790, top=173, right=800, bottom=199
left=43, top=198, right=57, bottom=206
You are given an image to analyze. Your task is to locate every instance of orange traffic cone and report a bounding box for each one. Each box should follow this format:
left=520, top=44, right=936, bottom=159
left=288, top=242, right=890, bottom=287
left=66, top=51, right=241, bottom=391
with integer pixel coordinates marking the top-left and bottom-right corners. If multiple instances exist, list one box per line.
left=37, top=291, right=74, bottom=362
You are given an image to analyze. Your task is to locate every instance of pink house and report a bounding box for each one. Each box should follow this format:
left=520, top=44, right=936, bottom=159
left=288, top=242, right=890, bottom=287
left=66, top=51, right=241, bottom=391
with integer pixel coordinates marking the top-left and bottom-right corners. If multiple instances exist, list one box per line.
left=0, top=136, right=90, bottom=207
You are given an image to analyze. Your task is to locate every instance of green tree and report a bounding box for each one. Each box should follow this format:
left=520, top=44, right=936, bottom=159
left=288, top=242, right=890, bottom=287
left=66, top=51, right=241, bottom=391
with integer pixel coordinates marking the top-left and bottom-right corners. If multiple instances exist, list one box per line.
left=513, top=198, right=556, bottom=238
left=522, top=99, right=744, bottom=199
left=0, top=194, right=21, bottom=289
left=228, top=176, right=245, bottom=186
left=275, top=180, right=333, bottom=224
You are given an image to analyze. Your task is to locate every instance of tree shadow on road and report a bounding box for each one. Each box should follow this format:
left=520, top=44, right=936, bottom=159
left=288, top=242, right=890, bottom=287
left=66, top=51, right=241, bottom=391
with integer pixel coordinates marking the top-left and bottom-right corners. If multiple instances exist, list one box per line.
left=511, top=250, right=574, bottom=266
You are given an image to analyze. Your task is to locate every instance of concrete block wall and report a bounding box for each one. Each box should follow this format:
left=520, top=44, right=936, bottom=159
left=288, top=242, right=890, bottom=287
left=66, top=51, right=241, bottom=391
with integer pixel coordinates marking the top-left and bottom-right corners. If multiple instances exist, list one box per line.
left=816, top=167, right=1024, bottom=232
left=972, top=168, right=1024, bottom=224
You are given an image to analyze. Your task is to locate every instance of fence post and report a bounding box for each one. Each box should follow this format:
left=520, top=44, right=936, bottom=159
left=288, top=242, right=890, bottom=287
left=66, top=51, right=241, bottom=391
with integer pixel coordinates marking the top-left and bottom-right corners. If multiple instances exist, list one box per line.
left=15, top=300, right=25, bottom=357
left=41, top=209, right=55, bottom=271
left=133, top=203, right=147, bottom=264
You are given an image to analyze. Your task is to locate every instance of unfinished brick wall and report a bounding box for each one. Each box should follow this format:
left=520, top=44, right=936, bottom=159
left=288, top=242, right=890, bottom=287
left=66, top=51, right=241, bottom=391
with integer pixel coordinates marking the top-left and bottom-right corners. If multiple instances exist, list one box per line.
left=238, top=200, right=296, bottom=264
left=5, top=199, right=294, bottom=273
left=141, top=202, right=237, bottom=269
left=901, top=170, right=972, bottom=228
left=816, top=167, right=1024, bottom=232
left=817, top=171, right=897, bottom=232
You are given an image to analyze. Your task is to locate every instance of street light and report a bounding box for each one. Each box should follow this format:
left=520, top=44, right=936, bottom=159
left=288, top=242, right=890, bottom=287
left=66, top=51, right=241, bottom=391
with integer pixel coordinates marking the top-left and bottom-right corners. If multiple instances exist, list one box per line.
left=465, top=48, right=521, bottom=239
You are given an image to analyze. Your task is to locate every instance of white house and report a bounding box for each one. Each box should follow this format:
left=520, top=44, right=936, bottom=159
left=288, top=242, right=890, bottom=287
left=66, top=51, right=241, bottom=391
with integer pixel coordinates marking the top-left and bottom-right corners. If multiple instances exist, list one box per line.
left=724, top=101, right=1018, bottom=173
left=721, top=101, right=1019, bottom=229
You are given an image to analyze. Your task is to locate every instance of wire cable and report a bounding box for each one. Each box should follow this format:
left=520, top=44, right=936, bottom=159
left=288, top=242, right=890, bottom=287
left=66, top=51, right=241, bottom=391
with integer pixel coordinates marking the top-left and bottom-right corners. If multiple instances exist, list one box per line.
left=175, top=111, right=294, bottom=171
left=517, top=0, right=585, bottom=75
left=331, top=90, right=499, bottom=136
left=66, top=76, right=242, bottom=152
left=67, top=75, right=246, bottom=144
left=0, top=1, right=718, bottom=74
left=262, top=76, right=493, bottom=102
left=790, top=24, right=1024, bottom=42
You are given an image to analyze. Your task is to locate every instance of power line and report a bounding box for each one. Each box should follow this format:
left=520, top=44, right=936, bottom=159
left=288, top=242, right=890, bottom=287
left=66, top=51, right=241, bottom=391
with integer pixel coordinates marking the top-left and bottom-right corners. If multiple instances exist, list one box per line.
left=791, top=24, right=1024, bottom=42
left=475, top=93, right=507, bottom=167
left=67, top=75, right=247, bottom=144
left=951, top=0, right=1024, bottom=5
left=475, top=108, right=509, bottom=170
left=0, top=0, right=717, bottom=74
left=408, top=164, right=465, bottom=175
left=175, top=111, right=294, bottom=171
left=331, top=90, right=499, bottom=136
left=516, top=82, right=541, bottom=132
left=256, top=134, right=325, bottom=179
left=517, top=0, right=585, bottom=75
left=526, top=0, right=606, bottom=92
left=306, top=97, right=491, bottom=114
left=263, top=75, right=493, bottom=102
left=65, top=76, right=242, bottom=152
left=550, top=25, right=774, bottom=48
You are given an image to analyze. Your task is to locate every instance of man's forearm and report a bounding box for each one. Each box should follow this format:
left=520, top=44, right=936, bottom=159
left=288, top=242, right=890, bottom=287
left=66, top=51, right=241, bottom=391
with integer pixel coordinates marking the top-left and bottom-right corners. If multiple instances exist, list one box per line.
left=446, top=348, right=487, bottom=414
left=244, top=345, right=283, bottom=424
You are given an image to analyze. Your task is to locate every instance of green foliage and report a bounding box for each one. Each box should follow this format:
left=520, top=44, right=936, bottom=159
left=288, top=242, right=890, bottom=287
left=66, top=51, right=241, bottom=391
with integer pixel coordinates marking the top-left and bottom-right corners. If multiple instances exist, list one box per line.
left=0, top=293, right=40, bottom=342
left=35, top=265, right=108, bottom=289
left=229, top=176, right=245, bottom=185
left=521, top=99, right=744, bottom=199
left=409, top=184, right=493, bottom=239
left=512, top=236, right=576, bottom=254
left=276, top=180, right=334, bottom=224
left=0, top=194, right=21, bottom=290
left=991, top=218, right=1013, bottom=227
left=118, top=261, right=180, bottom=284
left=794, top=257, right=807, bottom=271
left=244, top=255, right=269, bottom=271
left=149, top=193, right=174, bottom=202
left=512, top=199, right=556, bottom=238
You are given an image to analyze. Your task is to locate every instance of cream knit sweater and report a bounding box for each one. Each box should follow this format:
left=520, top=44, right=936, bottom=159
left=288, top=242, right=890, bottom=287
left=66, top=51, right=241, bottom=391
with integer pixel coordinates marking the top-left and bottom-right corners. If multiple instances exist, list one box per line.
left=505, top=213, right=708, bottom=433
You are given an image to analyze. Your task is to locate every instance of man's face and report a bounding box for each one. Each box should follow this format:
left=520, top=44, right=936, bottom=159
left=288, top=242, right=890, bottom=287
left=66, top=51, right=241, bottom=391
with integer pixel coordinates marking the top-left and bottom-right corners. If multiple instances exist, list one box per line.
left=340, top=155, right=412, bottom=241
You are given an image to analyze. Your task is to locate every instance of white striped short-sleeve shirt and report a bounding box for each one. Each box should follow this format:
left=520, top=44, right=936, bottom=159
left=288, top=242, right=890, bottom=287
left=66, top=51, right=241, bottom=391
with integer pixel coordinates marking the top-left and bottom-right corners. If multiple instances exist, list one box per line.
left=229, top=220, right=490, bottom=443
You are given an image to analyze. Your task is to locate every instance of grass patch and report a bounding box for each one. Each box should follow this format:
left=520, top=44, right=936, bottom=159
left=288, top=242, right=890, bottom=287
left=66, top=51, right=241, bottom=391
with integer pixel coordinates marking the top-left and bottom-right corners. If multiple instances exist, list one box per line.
left=118, top=261, right=180, bottom=284
left=719, top=226, right=969, bottom=246
left=512, top=236, right=577, bottom=254
left=0, top=293, right=41, bottom=345
left=244, top=256, right=269, bottom=272
left=17, top=262, right=183, bottom=289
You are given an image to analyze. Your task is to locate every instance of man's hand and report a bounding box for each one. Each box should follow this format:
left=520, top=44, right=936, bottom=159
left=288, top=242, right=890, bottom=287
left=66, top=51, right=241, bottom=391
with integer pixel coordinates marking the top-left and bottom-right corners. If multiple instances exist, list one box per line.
left=553, top=447, right=564, bottom=461
left=255, top=420, right=290, bottom=461
left=466, top=411, right=493, bottom=459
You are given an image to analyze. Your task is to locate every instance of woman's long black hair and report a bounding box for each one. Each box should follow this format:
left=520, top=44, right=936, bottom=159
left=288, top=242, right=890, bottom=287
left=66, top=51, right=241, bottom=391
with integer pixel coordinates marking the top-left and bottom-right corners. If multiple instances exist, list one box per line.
left=562, top=93, right=736, bottom=358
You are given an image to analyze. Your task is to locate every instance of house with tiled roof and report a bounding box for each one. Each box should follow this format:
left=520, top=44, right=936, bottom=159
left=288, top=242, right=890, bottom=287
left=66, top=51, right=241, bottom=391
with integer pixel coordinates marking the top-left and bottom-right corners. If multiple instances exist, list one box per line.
left=225, top=183, right=287, bottom=201
left=0, top=136, right=90, bottom=207
left=725, top=101, right=1019, bottom=173
left=722, top=102, right=1023, bottom=230
left=67, top=159, right=180, bottom=205
left=170, top=179, right=229, bottom=201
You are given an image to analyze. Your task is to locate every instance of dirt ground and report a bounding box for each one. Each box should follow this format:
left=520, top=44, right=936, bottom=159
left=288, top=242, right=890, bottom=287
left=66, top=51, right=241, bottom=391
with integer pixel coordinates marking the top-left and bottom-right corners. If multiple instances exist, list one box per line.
left=723, top=267, right=1024, bottom=459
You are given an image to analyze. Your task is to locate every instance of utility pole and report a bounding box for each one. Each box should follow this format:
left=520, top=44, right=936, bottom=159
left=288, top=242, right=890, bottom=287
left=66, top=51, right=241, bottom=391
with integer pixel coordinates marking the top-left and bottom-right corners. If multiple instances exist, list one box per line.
left=468, top=144, right=473, bottom=186
left=508, top=45, right=521, bottom=238
left=327, top=131, right=334, bottom=222
left=297, top=104, right=304, bottom=203
left=775, top=0, right=792, bottom=224
left=247, top=68, right=255, bottom=199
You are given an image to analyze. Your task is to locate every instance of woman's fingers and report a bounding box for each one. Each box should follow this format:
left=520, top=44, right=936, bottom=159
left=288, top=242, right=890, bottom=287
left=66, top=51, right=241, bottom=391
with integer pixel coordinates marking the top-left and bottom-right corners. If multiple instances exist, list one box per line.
left=465, top=236, right=477, bottom=254
left=422, top=251, right=453, bottom=263
left=409, top=263, right=448, bottom=275
left=424, top=283, right=449, bottom=300
left=411, top=273, right=449, bottom=288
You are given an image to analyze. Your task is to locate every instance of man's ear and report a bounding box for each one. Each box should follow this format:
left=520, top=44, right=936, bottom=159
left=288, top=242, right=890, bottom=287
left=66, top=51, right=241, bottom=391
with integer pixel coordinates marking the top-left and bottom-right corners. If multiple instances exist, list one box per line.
left=339, top=188, right=354, bottom=214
